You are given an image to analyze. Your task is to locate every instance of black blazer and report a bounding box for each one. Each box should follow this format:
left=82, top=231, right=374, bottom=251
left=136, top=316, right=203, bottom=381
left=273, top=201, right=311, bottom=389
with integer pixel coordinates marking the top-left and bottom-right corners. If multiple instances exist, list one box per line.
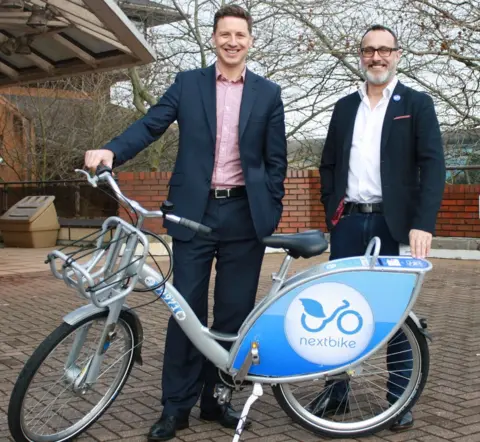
left=104, top=64, right=287, bottom=241
left=319, top=81, right=446, bottom=244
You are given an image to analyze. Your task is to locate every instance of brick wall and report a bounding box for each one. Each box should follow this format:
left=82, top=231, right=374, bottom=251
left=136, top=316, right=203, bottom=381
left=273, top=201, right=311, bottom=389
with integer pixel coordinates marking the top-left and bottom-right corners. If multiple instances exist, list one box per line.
left=117, top=170, right=480, bottom=238
left=436, top=184, right=480, bottom=237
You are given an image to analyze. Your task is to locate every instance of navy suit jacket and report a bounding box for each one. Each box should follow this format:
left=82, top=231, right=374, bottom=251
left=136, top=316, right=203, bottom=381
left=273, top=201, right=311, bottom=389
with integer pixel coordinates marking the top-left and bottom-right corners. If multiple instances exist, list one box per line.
left=320, top=81, right=446, bottom=244
left=104, top=64, right=287, bottom=241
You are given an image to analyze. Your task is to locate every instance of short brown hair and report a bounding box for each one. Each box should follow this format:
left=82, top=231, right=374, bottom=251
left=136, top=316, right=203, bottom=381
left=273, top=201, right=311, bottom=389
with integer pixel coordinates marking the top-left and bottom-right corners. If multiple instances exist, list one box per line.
left=213, top=4, right=252, bottom=34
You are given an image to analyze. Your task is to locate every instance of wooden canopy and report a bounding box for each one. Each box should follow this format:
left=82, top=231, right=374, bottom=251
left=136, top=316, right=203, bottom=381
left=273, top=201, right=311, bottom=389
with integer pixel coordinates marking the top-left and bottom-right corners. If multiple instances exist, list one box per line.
left=0, top=0, right=162, bottom=87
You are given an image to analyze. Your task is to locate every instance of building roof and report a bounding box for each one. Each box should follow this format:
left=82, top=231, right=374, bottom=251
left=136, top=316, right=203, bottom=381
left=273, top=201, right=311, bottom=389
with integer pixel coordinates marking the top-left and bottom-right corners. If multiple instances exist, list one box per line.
left=117, top=0, right=183, bottom=28
left=0, top=0, right=179, bottom=88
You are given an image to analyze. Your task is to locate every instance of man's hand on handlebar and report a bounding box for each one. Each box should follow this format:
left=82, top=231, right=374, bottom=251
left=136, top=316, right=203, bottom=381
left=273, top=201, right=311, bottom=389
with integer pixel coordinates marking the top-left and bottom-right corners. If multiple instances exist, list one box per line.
left=84, top=149, right=114, bottom=171
left=76, top=161, right=213, bottom=236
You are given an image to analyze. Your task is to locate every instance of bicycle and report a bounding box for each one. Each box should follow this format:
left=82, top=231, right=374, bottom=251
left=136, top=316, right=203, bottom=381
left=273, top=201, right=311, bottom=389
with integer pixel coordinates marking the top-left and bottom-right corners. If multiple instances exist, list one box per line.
left=8, top=166, right=431, bottom=442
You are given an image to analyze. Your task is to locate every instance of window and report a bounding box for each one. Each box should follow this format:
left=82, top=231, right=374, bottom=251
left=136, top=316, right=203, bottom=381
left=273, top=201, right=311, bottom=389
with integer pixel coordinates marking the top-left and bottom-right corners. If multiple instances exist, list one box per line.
left=13, top=115, right=23, bottom=137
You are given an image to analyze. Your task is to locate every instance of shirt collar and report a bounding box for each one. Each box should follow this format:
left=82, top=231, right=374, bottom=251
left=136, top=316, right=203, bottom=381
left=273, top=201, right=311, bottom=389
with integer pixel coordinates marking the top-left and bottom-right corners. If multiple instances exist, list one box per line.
left=215, top=63, right=246, bottom=83
left=359, top=76, right=398, bottom=100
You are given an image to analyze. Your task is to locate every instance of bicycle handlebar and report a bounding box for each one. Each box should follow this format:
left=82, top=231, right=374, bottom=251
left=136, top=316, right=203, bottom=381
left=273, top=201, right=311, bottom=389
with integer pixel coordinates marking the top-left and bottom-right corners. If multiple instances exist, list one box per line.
left=75, top=166, right=212, bottom=236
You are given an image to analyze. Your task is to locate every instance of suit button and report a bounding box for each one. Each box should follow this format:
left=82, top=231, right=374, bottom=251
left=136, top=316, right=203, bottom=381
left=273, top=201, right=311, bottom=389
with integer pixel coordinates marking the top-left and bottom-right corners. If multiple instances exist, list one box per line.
left=206, top=178, right=211, bottom=184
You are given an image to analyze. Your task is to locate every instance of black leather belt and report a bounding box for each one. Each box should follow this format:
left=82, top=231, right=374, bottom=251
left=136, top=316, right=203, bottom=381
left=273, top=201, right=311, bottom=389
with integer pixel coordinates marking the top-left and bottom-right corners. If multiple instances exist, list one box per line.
left=209, top=186, right=246, bottom=199
left=344, top=202, right=383, bottom=214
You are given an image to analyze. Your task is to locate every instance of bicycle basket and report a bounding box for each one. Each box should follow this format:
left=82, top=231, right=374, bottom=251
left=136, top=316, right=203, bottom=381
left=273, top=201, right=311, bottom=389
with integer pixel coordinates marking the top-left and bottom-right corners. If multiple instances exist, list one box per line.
left=46, top=216, right=150, bottom=308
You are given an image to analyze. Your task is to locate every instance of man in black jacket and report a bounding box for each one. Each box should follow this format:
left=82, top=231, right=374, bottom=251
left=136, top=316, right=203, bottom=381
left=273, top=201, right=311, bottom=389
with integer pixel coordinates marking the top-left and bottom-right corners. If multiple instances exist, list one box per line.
left=316, top=25, right=445, bottom=431
left=85, top=5, right=287, bottom=441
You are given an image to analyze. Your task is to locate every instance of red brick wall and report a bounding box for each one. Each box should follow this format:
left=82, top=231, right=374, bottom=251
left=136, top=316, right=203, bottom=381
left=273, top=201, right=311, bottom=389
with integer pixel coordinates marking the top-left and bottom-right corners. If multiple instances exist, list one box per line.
left=436, top=184, right=480, bottom=237
left=117, top=170, right=480, bottom=238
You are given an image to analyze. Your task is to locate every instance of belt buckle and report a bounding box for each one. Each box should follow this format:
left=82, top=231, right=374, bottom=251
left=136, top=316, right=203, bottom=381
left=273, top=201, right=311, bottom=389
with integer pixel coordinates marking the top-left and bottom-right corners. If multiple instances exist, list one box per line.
left=362, top=203, right=373, bottom=213
left=214, top=188, right=229, bottom=199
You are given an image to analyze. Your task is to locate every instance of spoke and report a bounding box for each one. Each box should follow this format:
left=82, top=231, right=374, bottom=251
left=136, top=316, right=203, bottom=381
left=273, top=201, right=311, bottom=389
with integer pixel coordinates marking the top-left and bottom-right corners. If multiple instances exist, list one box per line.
left=361, top=377, right=401, bottom=400
left=368, top=348, right=411, bottom=361
left=27, top=380, right=74, bottom=434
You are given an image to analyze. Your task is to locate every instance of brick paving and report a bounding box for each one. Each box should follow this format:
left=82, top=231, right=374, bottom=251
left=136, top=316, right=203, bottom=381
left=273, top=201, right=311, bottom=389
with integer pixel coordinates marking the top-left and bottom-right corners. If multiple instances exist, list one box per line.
left=0, top=251, right=479, bottom=442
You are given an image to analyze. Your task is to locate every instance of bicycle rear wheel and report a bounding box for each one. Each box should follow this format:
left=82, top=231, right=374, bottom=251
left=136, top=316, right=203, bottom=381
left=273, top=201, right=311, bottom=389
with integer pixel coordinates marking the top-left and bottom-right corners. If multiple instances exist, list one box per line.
left=272, top=316, right=429, bottom=438
left=8, top=311, right=137, bottom=442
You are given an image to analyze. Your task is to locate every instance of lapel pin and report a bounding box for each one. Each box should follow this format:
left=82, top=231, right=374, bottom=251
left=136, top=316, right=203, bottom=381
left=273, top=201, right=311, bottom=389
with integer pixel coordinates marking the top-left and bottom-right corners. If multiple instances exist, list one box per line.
left=393, top=94, right=401, bottom=102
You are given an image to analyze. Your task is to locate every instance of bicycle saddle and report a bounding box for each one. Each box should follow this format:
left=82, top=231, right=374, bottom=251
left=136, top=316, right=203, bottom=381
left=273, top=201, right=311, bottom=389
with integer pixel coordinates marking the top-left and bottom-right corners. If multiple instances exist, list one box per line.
left=262, top=230, right=328, bottom=259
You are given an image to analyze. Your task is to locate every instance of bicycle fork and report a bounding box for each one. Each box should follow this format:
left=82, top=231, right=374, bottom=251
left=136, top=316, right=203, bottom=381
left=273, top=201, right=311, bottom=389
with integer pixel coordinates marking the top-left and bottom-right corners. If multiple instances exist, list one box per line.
left=63, top=300, right=123, bottom=394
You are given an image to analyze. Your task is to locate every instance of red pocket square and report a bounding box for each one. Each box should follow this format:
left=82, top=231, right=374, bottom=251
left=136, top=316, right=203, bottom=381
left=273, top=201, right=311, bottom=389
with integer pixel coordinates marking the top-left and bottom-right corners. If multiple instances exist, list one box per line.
left=393, top=115, right=411, bottom=120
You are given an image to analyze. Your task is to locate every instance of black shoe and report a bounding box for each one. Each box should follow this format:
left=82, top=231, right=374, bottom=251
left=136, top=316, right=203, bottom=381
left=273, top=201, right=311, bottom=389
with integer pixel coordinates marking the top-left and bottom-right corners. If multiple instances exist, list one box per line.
left=200, top=403, right=251, bottom=430
left=390, top=411, right=414, bottom=432
left=147, top=415, right=189, bottom=441
left=305, top=393, right=350, bottom=417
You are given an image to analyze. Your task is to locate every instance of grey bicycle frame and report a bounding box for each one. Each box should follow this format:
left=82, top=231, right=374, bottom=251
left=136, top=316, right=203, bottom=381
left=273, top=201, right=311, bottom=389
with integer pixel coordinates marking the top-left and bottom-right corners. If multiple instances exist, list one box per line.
left=60, top=171, right=430, bottom=387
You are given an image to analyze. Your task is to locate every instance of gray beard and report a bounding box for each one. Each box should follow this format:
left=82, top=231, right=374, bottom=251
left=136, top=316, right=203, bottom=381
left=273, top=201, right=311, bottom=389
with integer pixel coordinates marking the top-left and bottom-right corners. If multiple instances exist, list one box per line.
left=366, top=70, right=393, bottom=85
left=360, top=63, right=396, bottom=85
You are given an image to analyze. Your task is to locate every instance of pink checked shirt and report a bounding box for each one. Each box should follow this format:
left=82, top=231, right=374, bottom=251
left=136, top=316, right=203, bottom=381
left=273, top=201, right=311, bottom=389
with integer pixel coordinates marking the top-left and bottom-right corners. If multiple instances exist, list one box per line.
left=211, top=65, right=246, bottom=189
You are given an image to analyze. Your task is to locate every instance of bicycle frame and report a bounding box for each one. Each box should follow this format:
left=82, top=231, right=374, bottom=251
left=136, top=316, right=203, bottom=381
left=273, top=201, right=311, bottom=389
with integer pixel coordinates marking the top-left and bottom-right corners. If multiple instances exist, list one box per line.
left=60, top=220, right=430, bottom=389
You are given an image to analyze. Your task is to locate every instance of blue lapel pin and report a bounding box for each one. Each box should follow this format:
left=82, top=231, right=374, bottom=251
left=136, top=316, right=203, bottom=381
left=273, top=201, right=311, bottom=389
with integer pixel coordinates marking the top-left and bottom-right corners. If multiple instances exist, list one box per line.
left=393, top=94, right=401, bottom=102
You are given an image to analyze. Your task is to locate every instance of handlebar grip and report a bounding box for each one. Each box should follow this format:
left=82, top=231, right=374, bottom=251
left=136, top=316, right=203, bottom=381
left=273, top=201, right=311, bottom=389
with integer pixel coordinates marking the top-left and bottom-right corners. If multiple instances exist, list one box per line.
left=179, top=218, right=212, bottom=235
left=96, top=164, right=113, bottom=176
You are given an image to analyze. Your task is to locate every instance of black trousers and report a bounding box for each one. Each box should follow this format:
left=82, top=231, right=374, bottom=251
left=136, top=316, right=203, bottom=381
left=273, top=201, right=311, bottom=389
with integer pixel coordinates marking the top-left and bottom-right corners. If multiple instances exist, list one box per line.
left=161, top=195, right=266, bottom=418
left=328, top=212, right=413, bottom=404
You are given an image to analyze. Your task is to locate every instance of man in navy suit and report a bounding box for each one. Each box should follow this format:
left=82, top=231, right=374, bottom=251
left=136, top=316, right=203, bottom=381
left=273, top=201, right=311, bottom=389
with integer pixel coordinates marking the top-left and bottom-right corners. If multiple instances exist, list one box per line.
left=84, top=5, right=287, bottom=440
left=315, top=25, right=445, bottom=431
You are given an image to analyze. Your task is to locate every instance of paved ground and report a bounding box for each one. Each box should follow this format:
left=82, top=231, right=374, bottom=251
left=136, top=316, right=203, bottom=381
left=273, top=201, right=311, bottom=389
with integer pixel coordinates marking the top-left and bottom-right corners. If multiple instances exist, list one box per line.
left=0, top=247, right=480, bottom=442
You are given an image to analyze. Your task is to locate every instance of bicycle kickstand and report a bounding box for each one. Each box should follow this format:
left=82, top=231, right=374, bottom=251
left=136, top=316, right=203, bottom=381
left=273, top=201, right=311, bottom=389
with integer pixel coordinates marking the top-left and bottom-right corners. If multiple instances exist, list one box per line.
left=232, top=383, right=263, bottom=442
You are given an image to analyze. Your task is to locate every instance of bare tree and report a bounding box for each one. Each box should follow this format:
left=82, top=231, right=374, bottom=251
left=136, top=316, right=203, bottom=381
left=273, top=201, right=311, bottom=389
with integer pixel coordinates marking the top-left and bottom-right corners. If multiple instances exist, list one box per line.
left=112, top=0, right=480, bottom=177
left=1, top=73, right=137, bottom=181
left=397, top=0, right=480, bottom=180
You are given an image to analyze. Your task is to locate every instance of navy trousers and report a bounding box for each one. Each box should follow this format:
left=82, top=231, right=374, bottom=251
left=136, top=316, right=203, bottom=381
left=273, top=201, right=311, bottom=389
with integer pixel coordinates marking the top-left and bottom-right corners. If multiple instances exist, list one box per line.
left=328, top=212, right=413, bottom=405
left=161, top=194, right=266, bottom=418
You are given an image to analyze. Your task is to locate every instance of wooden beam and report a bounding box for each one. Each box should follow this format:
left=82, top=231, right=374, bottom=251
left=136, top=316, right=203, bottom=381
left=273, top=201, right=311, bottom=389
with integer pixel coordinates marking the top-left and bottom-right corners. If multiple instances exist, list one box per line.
left=0, top=12, right=31, bottom=19
left=72, top=23, right=132, bottom=54
left=0, top=53, right=141, bottom=88
left=25, top=52, right=55, bottom=73
left=28, top=0, right=132, bottom=54
left=45, top=4, right=125, bottom=42
left=0, top=18, right=67, bottom=27
left=83, top=0, right=155, bottom=63
left=0, top=61, right=19, bottom=80
left=0, top=34, right=54, bottom=73
left=51, top=33, right=97, bottom=67
left=30, top=0, right=105, bottom=28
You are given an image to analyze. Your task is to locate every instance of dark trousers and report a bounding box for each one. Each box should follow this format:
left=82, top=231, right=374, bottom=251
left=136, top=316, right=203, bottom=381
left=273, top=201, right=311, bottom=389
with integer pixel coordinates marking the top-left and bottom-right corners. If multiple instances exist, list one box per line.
left=161, top=195, right=266, bottom=418
left=328, top=212, right=413, bottom=405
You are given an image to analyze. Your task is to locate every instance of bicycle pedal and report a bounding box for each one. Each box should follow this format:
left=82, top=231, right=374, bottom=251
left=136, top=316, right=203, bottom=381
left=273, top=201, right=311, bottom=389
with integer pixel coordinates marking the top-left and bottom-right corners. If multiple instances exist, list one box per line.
left=214, top=383, right=232, bottom=405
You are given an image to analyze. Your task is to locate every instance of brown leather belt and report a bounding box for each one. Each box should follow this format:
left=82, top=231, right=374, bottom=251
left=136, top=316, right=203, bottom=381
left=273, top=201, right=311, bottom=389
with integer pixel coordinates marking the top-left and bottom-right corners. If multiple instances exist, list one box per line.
left=209, top=186, right=247, bottom=199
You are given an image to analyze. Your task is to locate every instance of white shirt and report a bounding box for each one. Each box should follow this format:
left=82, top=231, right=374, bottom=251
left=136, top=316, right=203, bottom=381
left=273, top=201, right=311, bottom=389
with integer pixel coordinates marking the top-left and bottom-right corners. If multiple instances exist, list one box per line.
left=345, top=77, right=398, bottom=204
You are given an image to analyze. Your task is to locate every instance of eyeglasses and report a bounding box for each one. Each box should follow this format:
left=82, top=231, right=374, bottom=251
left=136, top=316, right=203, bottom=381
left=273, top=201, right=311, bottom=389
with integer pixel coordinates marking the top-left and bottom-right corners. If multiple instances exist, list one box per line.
left=360, top=46, right=400, bottom=57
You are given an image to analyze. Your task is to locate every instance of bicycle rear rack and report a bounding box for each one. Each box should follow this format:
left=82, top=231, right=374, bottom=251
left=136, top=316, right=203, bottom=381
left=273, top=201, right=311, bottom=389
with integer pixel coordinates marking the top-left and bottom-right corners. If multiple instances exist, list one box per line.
left=46, top=216, right=150, bottom=308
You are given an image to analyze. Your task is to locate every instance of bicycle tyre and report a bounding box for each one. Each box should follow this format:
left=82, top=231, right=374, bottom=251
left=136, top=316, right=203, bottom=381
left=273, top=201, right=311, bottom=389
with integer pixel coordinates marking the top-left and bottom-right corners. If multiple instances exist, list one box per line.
left=272, top=316, right=429, bottom=438
left=8, top=310, right=138, bottom=442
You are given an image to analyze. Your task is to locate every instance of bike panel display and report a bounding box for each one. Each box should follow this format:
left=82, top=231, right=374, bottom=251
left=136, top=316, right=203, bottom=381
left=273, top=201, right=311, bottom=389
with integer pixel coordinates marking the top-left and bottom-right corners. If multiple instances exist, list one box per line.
left=232, top=257, right=426, bottom=377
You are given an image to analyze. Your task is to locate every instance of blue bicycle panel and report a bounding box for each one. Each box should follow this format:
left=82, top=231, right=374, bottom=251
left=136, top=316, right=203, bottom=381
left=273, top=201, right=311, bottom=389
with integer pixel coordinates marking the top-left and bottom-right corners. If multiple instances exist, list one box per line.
left=232, top=258, right=420, bottom=377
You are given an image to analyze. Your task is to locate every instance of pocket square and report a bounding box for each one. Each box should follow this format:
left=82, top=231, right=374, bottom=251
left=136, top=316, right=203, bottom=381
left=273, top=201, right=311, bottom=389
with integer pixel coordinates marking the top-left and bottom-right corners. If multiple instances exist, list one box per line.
left=393, top=115, right=411, bottom=120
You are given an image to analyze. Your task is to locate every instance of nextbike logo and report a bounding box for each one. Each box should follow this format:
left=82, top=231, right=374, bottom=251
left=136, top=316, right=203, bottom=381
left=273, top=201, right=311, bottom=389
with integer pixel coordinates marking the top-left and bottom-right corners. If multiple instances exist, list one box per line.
left=284, top=282, right=374, bottom=365
left=145, top=276, right=186, bottom=321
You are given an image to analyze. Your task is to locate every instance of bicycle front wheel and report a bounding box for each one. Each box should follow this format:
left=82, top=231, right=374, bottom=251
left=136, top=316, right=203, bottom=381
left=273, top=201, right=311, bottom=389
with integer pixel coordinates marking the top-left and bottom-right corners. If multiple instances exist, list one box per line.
left=8, top=311, right=137, bottom=442
left=272, top=316, right=429, bottom=438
